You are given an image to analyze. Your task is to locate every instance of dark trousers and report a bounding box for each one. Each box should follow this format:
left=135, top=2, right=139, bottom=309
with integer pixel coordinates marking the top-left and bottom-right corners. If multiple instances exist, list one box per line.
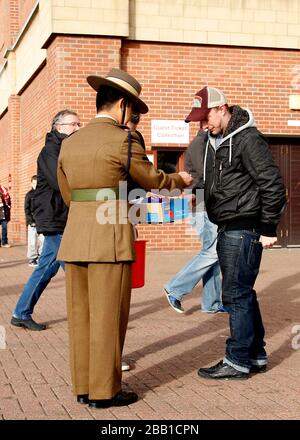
left=217, top=229, right=267, bottom=372
left=0, top=220, right=8, bottom=245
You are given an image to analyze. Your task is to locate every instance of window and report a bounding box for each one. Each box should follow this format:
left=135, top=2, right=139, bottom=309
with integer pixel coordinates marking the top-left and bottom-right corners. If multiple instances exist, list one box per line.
left=152, top=147, right=186, bottom=173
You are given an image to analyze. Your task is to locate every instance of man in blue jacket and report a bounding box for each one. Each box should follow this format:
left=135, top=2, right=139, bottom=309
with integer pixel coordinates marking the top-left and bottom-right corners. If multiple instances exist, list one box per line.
left=185, top=86, right=286, bottom=379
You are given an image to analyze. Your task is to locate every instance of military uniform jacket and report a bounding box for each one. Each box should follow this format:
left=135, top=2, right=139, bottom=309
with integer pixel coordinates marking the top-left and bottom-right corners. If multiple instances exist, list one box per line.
left=57, top=117, right=184, bottom=262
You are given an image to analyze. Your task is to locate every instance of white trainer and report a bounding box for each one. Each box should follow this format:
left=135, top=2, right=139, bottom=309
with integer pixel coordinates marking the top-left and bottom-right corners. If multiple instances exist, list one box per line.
left=121, top=361, right=130, bottom=372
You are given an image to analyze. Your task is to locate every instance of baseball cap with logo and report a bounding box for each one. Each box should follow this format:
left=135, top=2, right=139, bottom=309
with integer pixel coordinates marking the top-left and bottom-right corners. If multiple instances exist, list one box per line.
left=185, top=86, right=227, bottom=122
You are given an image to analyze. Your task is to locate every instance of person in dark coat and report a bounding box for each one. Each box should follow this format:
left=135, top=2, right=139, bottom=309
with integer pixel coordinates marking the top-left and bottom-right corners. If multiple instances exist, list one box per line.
left=0, top=184, right=11, bottom=247
left=185, top=86, right=286, bottom=380
left=11, top=109, right=81, bottom=331
left=24, top=175, right=44, bottom=266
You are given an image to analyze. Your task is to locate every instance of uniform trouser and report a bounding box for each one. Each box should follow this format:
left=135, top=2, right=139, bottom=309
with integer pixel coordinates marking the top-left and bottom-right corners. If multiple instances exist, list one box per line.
left=65, top=261, right=132, bottom=400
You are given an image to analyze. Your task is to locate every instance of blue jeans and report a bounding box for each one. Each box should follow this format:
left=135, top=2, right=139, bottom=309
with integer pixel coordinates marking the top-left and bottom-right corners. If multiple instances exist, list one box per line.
left=0, top=220, right=8, bottom=245
left=217, top=229, right=267, bottom=373
left=164, top=211, right=222, bottom=311
left=13, top=234, right=64, bottom=320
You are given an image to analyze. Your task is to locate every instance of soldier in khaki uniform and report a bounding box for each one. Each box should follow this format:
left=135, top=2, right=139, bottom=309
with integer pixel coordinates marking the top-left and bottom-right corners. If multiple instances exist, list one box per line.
left=57, top=68, right=192, bottom=408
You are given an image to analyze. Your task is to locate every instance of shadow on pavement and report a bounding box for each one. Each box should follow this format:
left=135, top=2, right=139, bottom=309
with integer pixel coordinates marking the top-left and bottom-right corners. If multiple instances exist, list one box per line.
left=126, top=271, right=300, bottom=396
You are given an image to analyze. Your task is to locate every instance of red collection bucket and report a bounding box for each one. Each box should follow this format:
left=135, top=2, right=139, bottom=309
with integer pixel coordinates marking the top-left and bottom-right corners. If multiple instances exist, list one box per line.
left=132, top=240, right=146, bottom=288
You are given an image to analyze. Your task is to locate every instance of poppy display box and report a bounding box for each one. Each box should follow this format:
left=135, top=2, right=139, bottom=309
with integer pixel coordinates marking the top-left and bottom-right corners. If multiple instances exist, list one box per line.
left=130, top=194, right=189, bottom=224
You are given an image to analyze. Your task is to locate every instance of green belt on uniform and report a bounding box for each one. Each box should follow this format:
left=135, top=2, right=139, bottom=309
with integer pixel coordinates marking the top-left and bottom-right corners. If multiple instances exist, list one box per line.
left=71, top=187, right=119, bottom=202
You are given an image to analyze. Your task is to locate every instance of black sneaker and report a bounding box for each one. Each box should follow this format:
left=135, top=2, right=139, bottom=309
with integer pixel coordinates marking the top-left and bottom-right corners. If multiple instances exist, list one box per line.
left=11, top=317, right=46, bottom=331
left=77, top=394, right=89, bottom=404
left=164, top=289, right=184, bottom=313
left=89, top=390, right=138, bottom=408
left=198, top=360, right=224, bottom=374
left=198, top=362, right=248, bottom=380
left=250, top=364, right=267, bottom=374
left=28, top=258, right=38, bottom=267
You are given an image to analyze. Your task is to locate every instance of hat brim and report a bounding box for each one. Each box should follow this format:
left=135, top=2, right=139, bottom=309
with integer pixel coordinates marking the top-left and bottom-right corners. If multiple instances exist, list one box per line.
left=87, top=75, right=149, bottom=114
left=185, top=107, right=210, bottom=123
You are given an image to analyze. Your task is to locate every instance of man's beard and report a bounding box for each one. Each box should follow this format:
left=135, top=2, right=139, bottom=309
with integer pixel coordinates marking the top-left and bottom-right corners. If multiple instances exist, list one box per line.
left=209, top=128, right=223, bottom=137
left=209, top=130, right=218, bottom=137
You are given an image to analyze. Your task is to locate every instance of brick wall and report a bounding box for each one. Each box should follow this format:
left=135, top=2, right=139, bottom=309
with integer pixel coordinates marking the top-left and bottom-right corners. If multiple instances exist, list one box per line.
left=2, top=35, right=300, bottom=249
left=6, top=95, right=21, bottom=242
left=123, top=41, right=300, bottom=140
left=136, top=221, right=199, bottom=252
left=0, top=0, right=18, bottom=62
left=122, top=41, right=300, bottom=250
left=17, top=66, right=51, bottom=242
left=0, top=1, right=9, bottom=62
left=1, top=63, right=61, bottom=244
left=18, top=0, right=37, bottom=30
left=9, top=0, right=20, bottom=40
left=0, top=0, right=36, bottom=65
left=0, top=111, right=10, bottom=183
left=1, top=36, right=123, bottom=244
left=48, top=36, right=122, bottom=124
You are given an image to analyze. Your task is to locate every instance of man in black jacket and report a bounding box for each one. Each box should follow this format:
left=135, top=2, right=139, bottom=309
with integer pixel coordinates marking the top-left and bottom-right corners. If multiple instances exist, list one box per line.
left=185, top=86, right=286, bottom=379
left=24, top=175, right=44, bottom=266
left=11, top=109, right=80, bottom=330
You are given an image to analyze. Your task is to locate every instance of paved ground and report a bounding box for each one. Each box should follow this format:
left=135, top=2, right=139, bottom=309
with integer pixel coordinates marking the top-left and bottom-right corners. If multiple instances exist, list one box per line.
left=0, top=245, right=300, bottom=420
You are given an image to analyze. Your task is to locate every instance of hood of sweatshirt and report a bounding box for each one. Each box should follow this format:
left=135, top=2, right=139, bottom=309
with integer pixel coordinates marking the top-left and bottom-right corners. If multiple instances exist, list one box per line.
left=208, top=106, right=256, bottom=149
left=203, top=106, right=256, bottom=182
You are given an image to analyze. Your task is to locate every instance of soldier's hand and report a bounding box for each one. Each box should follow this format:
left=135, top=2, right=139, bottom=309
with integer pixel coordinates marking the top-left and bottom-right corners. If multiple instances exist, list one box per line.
left=179, top=172, right=193, bottom=187
left=259, top=235, right=277, bottom=249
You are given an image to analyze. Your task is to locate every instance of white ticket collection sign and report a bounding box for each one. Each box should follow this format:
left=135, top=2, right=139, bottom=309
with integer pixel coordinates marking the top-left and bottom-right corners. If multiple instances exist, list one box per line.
left=287, top=120, right=300, bottom=126
left=151, top=120, right=189, bottom=144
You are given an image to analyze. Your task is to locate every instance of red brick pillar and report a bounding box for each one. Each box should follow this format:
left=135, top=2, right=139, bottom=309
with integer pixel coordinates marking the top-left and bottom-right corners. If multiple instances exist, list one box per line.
left=7, top=95, right=23, bottom=244
left=9, top=0, right=20, bottom=43
left=46, top=36, right=122, bottom=124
